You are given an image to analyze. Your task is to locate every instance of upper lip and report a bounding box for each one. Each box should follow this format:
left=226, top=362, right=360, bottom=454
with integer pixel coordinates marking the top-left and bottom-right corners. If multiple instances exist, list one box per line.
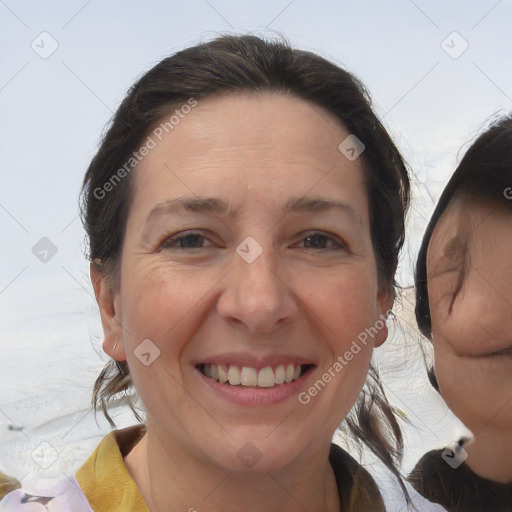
left=194, top=352, right=316, bottom=369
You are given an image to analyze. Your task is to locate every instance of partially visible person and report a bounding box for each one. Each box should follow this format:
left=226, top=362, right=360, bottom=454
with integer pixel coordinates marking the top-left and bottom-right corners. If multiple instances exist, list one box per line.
left=409, top=114, right=512, bottom=511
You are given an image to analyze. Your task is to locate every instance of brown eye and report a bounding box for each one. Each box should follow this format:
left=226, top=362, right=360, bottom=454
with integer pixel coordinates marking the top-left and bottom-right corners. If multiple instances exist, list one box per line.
left=296, top=231, right=348, bottom=251
left=302, top=233, right=334, bottom=249
left=160, top=232, right=213, bottom=250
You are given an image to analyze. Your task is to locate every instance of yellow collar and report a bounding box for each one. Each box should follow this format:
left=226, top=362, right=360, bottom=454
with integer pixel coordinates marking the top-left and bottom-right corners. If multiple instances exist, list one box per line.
left=75, top=425, right=149, bottom=512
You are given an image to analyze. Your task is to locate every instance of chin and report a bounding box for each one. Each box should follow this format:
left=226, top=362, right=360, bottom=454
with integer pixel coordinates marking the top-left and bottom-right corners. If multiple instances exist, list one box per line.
left=204, top=431, right=311, bottom=473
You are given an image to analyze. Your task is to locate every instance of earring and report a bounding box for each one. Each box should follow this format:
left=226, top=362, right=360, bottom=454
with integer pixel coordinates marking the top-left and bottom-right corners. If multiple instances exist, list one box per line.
left=111, top=340, right=125, bottom=374
left=112, top=339, right=119, bottom=358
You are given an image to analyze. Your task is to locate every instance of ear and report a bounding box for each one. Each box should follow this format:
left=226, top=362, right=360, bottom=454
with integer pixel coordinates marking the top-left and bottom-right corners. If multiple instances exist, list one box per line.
left=373, top=287, right=394, bottom=348
left=91, top=262, right=126, bottom=361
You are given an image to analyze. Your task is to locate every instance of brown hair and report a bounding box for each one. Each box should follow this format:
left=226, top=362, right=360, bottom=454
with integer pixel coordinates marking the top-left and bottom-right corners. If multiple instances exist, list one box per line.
left=80, top=34, right=410, bottom=494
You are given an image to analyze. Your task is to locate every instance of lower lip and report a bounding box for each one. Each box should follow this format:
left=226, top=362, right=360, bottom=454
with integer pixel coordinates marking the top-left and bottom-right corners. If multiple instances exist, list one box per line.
left=196, top=367, right=314, bottom=406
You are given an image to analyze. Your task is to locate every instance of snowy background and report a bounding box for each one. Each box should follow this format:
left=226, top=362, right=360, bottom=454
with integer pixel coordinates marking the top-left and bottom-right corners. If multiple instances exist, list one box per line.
left=1, top=0, right=511, bottom=487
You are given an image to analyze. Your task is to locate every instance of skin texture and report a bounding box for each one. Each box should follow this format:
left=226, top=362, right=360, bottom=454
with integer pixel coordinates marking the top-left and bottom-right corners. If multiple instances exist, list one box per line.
left=427, top=197, right=512, bottom=484
left=92, top=92, right=392, bottom=512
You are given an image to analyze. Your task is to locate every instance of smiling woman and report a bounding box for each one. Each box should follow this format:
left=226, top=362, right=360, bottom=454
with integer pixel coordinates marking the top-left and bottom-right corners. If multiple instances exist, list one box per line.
left=1, top=34, right=445, bottom=512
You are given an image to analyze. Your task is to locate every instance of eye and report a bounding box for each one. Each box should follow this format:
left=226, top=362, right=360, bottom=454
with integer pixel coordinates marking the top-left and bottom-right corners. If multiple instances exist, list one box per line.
left=295, top=231, right=347, bottom=250
left=160, top=232, right=213, bottom=250
left=158, top=230, right=348, bottom=252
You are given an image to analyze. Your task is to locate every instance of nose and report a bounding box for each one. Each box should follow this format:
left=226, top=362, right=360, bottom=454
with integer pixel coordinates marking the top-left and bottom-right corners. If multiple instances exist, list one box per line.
left=216, top=243, right=298, bottom=334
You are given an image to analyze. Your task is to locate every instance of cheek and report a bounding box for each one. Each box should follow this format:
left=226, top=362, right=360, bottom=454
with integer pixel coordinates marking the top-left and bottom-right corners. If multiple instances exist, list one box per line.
left=296, top=271, right=377, bottom=426
left=434, top=349, right=478, bottom=428
left=119, top=262, right=222, bottom=367
left=297, top=260, right=381, bottom=333
left=433, top=275, right=512, bottom=357
left=435, top=344, right=473, bottom=399
left=118, top=264, right=223, bottom=414
left=459, top=271, right=512, bottom=348
left=307, top=270, right=380, bottom=387
left=435, top=345, right=512, bottom=430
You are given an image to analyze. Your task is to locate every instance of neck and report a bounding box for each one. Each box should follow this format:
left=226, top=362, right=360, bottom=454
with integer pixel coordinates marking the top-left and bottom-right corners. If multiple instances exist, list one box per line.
left=124, top=425, right=340, bottom=512
left=464, top=429, right=512, bottom=485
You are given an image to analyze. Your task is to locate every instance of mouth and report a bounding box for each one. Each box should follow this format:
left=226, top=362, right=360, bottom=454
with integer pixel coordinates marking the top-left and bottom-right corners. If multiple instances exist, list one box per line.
left=197, top=363, right=315, bottom=388
left=464, top=345, right=512, bottom=358
left=488, top=347, right=512, bottom=357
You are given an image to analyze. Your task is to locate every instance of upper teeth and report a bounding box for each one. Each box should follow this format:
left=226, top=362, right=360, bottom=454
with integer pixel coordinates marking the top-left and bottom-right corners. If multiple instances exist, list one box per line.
left=202, top=364, right=302, bottom=387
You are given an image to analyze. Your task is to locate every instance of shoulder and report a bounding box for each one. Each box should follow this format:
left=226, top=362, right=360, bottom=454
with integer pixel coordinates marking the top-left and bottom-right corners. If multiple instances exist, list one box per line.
left=330, top=442, right=448, bottom=512
left=408, top=446, right=512, bottom=512
left=408, top=447, right=448, bottom=497
left=330, top=443, right=386, bottom=511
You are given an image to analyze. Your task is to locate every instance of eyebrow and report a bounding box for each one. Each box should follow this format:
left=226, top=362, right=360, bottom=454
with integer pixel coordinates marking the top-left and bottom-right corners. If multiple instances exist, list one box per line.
left=146, top=196, right=363, bottom=226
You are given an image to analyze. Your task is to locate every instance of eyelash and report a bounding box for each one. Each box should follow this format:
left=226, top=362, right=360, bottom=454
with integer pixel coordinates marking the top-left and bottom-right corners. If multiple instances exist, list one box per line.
left=159, top=231, right=348, bottom=252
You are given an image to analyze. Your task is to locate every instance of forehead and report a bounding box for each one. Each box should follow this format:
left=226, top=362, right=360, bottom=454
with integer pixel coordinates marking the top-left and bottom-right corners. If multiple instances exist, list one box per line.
left=130, top=92, right=370, bottom=223
left=427, top=197, right=512, bottom=269
left=143, top=92, right=354, bottom=170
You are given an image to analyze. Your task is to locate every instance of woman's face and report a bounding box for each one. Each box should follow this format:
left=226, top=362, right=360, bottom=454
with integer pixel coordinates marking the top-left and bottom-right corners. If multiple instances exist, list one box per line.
left=427, top=198, right=512, bottom=433
left=97, top=93, right=392, bottom=471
